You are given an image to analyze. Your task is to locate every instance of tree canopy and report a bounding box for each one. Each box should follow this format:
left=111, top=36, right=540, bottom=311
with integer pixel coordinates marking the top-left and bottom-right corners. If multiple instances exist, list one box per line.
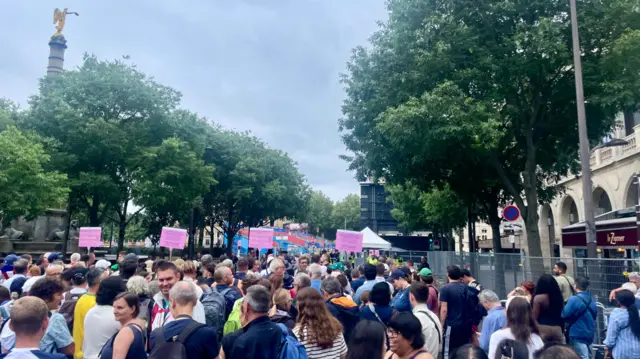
left=340, top=0, right=640, bottom=255
left=0, top=126, right=69, bottom=227
left=5, top=54, right=310, bottom=253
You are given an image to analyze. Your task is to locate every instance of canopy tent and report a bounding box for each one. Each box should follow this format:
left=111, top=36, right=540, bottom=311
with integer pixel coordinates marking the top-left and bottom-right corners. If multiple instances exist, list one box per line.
left=361, top=227, right=392, bottom=249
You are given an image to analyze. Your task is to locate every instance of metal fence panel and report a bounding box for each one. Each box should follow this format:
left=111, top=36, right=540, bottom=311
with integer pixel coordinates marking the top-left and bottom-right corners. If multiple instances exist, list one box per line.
left=394, top=251, right=636, bottom=301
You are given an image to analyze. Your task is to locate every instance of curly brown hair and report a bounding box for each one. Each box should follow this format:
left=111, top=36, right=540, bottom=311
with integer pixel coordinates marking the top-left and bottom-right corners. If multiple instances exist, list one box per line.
left=295, top=287, right=343, bottom=349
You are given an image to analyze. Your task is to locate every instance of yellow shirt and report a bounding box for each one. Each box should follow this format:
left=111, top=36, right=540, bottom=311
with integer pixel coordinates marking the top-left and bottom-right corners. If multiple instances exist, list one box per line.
left=73, top=293, right=96, bottom=359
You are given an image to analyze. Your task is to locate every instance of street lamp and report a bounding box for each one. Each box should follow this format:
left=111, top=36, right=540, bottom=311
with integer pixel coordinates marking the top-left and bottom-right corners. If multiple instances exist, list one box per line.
left=569, top=0, right=596, bottom=258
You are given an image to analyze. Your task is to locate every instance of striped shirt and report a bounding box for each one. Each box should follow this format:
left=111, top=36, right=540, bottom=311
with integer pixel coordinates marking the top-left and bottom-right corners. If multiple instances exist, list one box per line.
left=603, top=308, right=640, bottom=359
left=292, top=327, right=347, bottom=359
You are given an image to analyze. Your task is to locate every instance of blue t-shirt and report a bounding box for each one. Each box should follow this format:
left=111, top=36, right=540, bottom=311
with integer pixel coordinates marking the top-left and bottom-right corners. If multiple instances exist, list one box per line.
left=311, top=280, right=323, bottom=294
left=39, top=313, right=73, bottom=354
left=391, top=287, right=412, bottom=312
left=149, top=316, right=219, bottom=358
left=359, top=304, right=394, bottom=325
left=0, top=349, right=65, bottom=359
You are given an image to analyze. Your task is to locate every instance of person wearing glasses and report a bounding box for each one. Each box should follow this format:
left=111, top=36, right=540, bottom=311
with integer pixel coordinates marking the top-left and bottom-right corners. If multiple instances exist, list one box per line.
left=385, top=312, right=433, bottom=359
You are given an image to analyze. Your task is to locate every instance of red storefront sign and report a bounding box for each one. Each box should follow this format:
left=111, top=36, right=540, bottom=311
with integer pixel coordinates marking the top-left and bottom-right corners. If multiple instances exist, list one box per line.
left=561, top=217, right=638, bottom=248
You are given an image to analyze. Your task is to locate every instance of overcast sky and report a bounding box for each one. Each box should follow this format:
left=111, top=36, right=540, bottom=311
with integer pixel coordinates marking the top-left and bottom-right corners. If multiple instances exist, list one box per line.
left=1, top=1, right=387, bottom=201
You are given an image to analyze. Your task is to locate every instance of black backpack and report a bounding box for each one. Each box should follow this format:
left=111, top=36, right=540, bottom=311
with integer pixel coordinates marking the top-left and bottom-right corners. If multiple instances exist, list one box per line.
left=463, top=285, right=484, bottom=326
left=148, top=321, right=204, bottom=359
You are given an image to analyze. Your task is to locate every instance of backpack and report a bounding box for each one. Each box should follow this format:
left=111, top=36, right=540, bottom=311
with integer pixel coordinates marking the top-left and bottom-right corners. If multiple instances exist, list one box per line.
left=276, top=323, right=308, bottom=359
left=223, top=299, right=243, bottom=335
left=59, top=291, right=83, bottom=332
left=463, top=285, right=483, bottom=326
left=148, top=321, right=204, bottom=359
left=201, top=288, right=226, bottom=343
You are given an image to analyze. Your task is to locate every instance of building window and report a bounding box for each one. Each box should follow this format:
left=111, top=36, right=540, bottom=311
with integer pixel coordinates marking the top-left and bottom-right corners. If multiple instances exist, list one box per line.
left=360, top=208, right=368, bottom=212
left=481, top=229, right=487, bottom=234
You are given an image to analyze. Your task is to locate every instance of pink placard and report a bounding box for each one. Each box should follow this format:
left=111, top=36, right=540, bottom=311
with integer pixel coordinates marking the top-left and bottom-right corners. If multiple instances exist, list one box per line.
left=335, top=230, right=363, bottom=253
left=79, top=227, right=102, bottom=248
left=160, top=227, right=187, bottom=250
left=249, top=228, right=274, bottom=249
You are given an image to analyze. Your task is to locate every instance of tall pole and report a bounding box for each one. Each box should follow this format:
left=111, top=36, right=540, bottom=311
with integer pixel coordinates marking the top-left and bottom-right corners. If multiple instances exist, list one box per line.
left=188, top=208, right=195, bottom=259
left=570, top=0, right=597, bottom=258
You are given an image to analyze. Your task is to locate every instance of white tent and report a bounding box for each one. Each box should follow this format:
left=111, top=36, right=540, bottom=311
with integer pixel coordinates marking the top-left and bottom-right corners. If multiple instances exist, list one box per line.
left=361, top=227, right=392, bottom=249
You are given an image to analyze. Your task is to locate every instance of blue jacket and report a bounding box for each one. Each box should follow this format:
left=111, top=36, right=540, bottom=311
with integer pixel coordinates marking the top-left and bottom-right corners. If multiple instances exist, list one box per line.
left=562, top=291, right=597, bottom=343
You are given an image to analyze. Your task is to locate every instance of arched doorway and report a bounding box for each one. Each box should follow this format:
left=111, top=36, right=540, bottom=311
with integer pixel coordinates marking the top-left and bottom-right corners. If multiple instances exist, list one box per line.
left=593, top=187, right=613, bottom=216
left=560, top=195, right=579, bottom=227
left=624, top=175, right=639, bottom=208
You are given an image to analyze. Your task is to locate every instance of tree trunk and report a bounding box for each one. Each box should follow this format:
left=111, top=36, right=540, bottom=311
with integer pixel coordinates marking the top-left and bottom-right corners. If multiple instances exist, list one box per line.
left=62, top=197, right=73, bottom=256
left=117, top=217, right=126, bottom=253
left=198, top=219, right=205, bottom=249
left=88, top=198, right=101, bottom=227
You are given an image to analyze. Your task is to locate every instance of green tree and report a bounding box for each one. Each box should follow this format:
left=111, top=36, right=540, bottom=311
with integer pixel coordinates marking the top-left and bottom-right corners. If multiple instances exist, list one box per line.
left=0, top=126, right=69, bottom=227
left=332, top=194, right=361, bottom=231
left=0, top=99, right=20, bottom=132
left=340, top=0, right=640, bottom=256
left=24, top=55, right=216, bottom=251
left=203, top=130, right=308, bottom=253
left=303, top=190, right=335, bottom=236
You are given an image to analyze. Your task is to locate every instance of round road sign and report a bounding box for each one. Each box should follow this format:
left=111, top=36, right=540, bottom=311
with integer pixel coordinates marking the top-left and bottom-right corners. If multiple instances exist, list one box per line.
left=503, top=205, right=520, bottom=221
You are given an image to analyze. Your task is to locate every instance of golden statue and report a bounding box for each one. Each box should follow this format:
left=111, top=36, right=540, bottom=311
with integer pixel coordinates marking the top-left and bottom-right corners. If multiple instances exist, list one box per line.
left=52, top=8, right=79, bottom=37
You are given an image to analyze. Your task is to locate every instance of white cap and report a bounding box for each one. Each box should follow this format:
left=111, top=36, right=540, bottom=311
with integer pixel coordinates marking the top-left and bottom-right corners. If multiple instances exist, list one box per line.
left=22, top=276, right=42, bottom=294
left=95, top=260, right=111, bottom=269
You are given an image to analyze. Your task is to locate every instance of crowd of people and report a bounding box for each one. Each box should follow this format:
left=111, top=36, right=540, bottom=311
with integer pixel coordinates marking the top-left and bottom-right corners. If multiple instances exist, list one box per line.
left=0, top=250, right=637, bottom=359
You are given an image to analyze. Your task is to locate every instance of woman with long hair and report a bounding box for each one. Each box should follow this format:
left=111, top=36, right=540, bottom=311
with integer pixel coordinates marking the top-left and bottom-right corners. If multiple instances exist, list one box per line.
left=385, top=312, right=433, bottom=359
left=489, top=297, right=544, bottom=359
left=99, top=292, right=146, bottom=359
left=294, top=287, right=347, bottom=359
left=532, top=274, right=565, bottom=343
left=270, top=288, right=295, bottom=329
left=347, top=320, right=386, bottom=359
left=604, top=289, right=640, bottom=358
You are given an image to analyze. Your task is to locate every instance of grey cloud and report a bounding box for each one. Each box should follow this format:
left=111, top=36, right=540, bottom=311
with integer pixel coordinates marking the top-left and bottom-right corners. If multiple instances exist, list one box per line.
left=0, top=0, right=386, bottom=201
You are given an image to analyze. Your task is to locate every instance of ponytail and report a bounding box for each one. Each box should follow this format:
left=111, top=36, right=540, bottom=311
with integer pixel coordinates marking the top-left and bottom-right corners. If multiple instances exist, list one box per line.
left=627, top=303, right=640, bottom=339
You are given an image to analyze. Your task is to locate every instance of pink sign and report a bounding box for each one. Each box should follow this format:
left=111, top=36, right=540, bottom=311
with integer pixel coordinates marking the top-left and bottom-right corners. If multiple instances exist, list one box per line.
left=79, top=227, right=102, bottom=248
left=249, top=228, right=274, bottom=249
left=336, top=230, right=363, bottom=253
left=160, top=227, right=187, bottom=250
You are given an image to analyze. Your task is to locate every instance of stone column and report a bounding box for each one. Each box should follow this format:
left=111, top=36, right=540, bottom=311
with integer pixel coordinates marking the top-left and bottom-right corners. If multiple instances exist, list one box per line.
left=47, top=35, right=67, bottom=75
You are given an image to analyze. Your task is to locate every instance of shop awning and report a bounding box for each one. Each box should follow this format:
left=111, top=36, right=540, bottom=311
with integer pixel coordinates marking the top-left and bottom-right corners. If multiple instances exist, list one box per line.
left=561, top=217, right=639, bottom=249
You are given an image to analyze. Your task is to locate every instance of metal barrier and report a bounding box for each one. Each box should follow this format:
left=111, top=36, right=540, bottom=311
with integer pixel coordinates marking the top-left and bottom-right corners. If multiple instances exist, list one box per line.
left=391, top=251, right=637, bottom=302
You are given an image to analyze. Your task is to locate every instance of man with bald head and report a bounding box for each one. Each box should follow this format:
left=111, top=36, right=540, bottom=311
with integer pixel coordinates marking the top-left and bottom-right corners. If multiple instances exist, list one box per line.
left=2, top=296, right=65, bottom=358
left=214, top=266, right=243, bottom=321
left=149, top=281, right=219, bottom=359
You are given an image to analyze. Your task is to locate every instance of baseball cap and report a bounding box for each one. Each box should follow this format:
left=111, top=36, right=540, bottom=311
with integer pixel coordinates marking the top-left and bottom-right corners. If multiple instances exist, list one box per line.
left=400, top=267, right=411, bottom=277
left=95, top=259, right=111, bottom=270
left=419, top=268, right=432, bottom=277
left=4, top=254, right=18, bottom=266
left=389, top=269, right=407, bottom=281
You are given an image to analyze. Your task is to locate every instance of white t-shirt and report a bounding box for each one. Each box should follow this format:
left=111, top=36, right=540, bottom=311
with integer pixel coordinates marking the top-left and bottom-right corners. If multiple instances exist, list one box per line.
left=488, top=328, right=544, bottom=359
left=292, top=326, right=347, bottom=359
left=82, top=305, right=121, bottom=359
left=413, top=305, right=442, bottom=358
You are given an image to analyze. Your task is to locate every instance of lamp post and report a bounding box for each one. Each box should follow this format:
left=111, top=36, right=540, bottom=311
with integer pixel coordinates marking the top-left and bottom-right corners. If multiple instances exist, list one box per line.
left=569, top=0, right=597, bottom=258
